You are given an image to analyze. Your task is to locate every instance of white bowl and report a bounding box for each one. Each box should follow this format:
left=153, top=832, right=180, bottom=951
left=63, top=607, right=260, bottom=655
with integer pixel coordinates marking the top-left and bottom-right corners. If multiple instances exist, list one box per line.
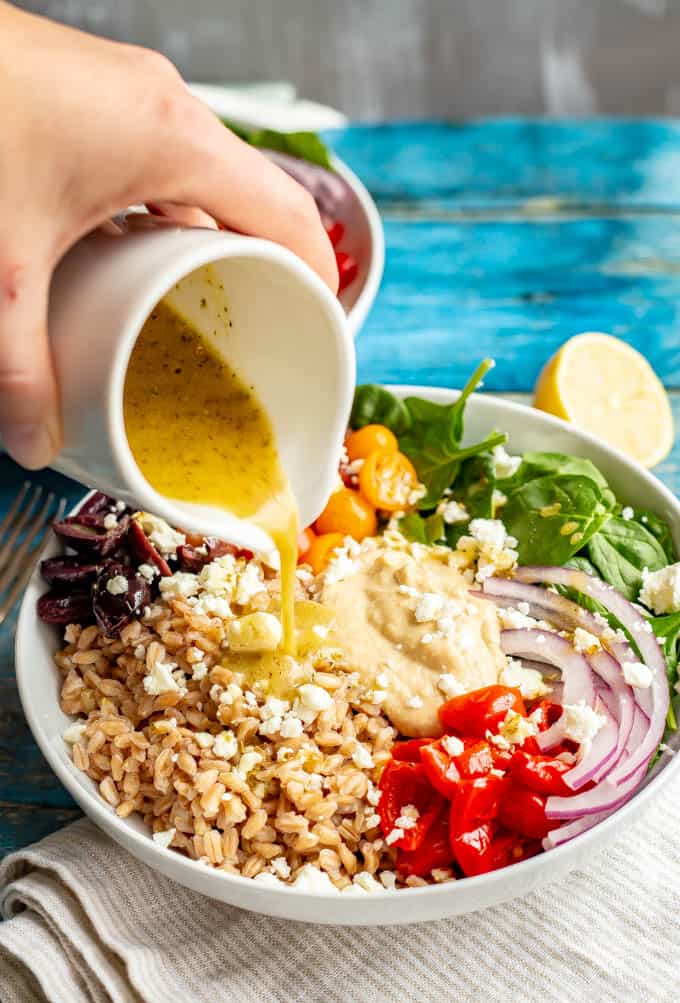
left=16, top=389, right=680, bottom=925
left=331, top=155, right=384, bottom=337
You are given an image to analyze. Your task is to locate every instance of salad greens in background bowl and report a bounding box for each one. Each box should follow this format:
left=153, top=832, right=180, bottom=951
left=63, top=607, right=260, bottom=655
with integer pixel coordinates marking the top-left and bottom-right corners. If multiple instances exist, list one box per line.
left=15, top=367, right=680, bottom=924
left=220, top=119, right=384, bottom=336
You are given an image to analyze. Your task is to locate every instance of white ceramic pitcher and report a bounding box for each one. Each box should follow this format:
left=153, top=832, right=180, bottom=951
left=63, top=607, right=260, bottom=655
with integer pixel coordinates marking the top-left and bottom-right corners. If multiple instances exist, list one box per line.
left=44, top=217, right=355, bottom=553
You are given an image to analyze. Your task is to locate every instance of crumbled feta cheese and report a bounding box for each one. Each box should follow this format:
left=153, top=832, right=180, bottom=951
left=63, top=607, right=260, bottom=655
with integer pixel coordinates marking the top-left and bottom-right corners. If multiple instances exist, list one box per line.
left=279, top=717, right=304, bottom=739
left=115, top=500, right=126, bottom=513
left=622, top=660, right=653, bottom=689
left=159, top=572, right=200, bottom=600
left=379, top=871, right=397, bottom=890
left=235, top=562, right=266, bottom=605
left=152, top=827, right=176, bottom=849
left=198, top=554, right=238, bottom=597
left=469, top=518, right=508, bottom=550
left=438, top=499, right=470, bottom=524
left=236, top=750, right=263, bottom=778
left=406, top=695, right=424, bottom=709
left=492, top=444, right=521, bottom=480
left=213, top=730, right=238, bottom=760
left=499, top=710, right=538, bottom=746
left=621, top=506, right=634, bottom=520
left=499, top=658, right=549, bottom=700
left=228, top=612, right=282, bottom=653
left=365, top=812, right=381, bottom=829
left=63, top=722, right=87, bottom=744
left=420, top=633, right=434, bottom=645
left=195, top=595, right=232, bottom=618
left=103, top=512, right=118, bottom=530
left=134, top=512, right=185, bottom=555
left=497, top=606, right=542, bottom=631
left=366, top=784, right=381, bottom=807
left=293, top=683, right=333, bottom=724
left=292, top=864, right=338, bottom=893
left=106, top=575, right=128, bottom=596
left=572, top=627, right=601, bottom=654
left=414, top=592, right=444, bottom=623
left=352, top=871, right=383, bottom=893
left=261, top=697, right=289, bottom=720
left=270, top=856, right=291, bottom=880
left=191, top=661, right=208, bottom=681
left=138, top=563, right=157, bottom=582
left=143, top=658, right=182, bottom=695
left=253, top=872, right=286, bottom=888
left=385, top=827, right=405, bottom=846
left=640, top=564, right=680, bottom=615
left=442, top=735, right=464, bottom=757
left=352, top=743, right=375, bottom=769
left=322, top=544, right=358, bottom=585
left=561, top=703, right=606, bottom=746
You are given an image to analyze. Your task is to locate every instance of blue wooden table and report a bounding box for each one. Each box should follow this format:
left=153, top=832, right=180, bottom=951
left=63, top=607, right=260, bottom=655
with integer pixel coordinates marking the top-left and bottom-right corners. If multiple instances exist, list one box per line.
left=3, top=119, right=680, bottom=855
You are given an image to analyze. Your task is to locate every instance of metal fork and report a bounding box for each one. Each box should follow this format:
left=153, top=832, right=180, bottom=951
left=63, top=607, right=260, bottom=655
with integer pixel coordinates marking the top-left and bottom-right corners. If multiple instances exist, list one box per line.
left=0, top=482, right=67, bottom=628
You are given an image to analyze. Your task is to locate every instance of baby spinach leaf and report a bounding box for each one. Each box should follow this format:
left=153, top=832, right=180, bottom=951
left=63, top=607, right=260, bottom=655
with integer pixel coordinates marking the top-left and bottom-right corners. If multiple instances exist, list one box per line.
left=350, top=385, right=411, bottom=436
left=398, top=511, right=445, bottom=546
left=587, top=516, right=667, bottom=601
left=650, top=611, right=680, bottom=729
left=498, top=451, right=611, bottom=494
left=223, top=121, right=333, bottom=169
left=452, top=452, right=496, bottom=520
left=631, top=509, right=677, bottom=564
left=501, top=474, right=610, bottom=566
left=399, top=360, right=505, bottom=508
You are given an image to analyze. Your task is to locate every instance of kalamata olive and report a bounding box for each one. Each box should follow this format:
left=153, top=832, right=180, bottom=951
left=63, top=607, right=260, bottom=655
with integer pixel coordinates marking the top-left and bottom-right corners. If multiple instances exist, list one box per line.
left=92, top=563, right=151, bottom=636
left=37, top=591, right=94, bottom=625
left=177, top=536, right=248, bottom=572
left=77, top=492, right=116, bottom=518
left=40, top=556, right=103, bottom=589
left=52, top=515, right=129, bottom=557
left=127, top=521, right=172, bottom=577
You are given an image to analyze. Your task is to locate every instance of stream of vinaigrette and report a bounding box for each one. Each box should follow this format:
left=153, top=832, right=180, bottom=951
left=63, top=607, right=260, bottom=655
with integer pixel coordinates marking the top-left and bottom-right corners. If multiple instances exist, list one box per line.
left=123, top=301, right=298, bottom=654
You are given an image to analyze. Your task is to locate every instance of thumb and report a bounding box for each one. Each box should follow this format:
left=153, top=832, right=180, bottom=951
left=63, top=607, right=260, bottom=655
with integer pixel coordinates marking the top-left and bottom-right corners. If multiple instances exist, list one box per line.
left=0, top=260, right=61, bottom=469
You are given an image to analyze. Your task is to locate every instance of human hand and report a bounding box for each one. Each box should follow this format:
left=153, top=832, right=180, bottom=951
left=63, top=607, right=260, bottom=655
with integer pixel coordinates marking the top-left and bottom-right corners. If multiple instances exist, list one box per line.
left=0, top=3, right=338, bottom=469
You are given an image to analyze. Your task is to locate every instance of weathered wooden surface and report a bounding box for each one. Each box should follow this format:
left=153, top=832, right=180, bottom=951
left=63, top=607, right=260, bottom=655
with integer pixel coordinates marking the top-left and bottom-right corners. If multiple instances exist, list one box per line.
left=3, top=120, right=680, bottom=853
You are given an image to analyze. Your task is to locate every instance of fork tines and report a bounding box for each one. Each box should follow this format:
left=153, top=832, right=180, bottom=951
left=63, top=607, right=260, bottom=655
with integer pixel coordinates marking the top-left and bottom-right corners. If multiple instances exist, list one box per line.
left=0, top=481, right=67, bottom=627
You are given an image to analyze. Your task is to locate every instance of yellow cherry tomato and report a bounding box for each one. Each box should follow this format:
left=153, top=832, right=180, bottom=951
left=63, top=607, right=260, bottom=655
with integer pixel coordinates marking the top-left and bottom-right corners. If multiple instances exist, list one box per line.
left=305, top=532, right=346, bottom=575
left=315, top=487, right=377, bottom=541
left=345, top=424, right=398, bottom=461
left=297, top=527, right=317, bottom=564
left=359, top=449, right=418, bottom=512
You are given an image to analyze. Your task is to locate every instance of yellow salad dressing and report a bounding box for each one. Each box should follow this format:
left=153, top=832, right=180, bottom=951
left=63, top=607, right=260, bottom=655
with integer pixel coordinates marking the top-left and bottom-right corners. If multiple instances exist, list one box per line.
left=123, top=300, right=299, bottom=654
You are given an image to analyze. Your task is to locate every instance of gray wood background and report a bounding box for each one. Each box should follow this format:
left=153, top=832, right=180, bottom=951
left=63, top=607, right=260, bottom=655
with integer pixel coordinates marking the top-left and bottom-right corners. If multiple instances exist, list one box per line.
left=15, top=0, right=680, bottom=119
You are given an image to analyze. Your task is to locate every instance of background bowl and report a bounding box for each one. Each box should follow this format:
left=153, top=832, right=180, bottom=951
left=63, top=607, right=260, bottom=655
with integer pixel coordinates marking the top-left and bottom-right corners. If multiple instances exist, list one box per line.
left=16, top=389, right=680, bottom=925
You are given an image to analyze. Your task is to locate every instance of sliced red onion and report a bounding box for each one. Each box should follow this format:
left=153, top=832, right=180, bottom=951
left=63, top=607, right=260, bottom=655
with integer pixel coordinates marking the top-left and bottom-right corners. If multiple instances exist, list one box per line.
left=500, top=629, right=596, bottom=707
left=602, top=705, right=650, bottom=786
left=542, top=809, right=612, bottom=850
left=482, top=578, right=603, bottom=635
left=512, top=566, right=668, bottom=787
left=546, top=760, right=648, bottom=820
left=536, top=716, right=567, bottom=752
left=587, top=650, right=635, bottom=782
left=562, top=699, right=619, bottom=791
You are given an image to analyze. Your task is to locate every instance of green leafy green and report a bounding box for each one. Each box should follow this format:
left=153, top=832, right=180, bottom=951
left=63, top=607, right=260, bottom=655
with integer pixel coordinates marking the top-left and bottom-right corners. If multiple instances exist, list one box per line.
left=222, top=121, right=333, bottom=169
left=650, top=611, right=680, bottom=729
left=501, top=475, right=611, bottom=566
left=350, top=385, right=411, bottom=436
left=630, top=509, right=677, bottom=564
left=398, top=511, right=446, bottom=546
left=498, top=451, right=610, bottom=493
left=399, top=360, right=506, bottom=507
left=587, top=516, right=667, bottom=601
left=453, top=453, right=496, bottom=520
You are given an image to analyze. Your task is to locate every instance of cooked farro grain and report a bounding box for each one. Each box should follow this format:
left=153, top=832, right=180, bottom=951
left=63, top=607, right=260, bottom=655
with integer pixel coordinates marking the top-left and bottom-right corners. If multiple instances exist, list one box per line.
left=56, top=588, right=402, bottom=890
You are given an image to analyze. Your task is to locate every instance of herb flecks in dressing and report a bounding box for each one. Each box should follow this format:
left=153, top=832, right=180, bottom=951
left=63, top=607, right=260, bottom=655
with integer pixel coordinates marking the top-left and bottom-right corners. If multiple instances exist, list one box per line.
left=123, top=300, right=298, bottom=653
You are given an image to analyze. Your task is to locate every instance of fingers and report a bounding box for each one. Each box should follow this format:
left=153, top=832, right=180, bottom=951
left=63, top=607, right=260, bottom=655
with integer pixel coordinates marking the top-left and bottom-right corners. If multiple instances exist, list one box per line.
left=146, top=202, right=218, bottom=230
left=0, top=261, right=61, bottom=469
left=150, top=102, right=338, bottom=293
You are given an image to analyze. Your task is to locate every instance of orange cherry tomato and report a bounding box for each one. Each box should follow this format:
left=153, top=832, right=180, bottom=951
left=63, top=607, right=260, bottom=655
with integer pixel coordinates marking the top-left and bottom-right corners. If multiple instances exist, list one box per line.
left=297, top=527, right=317, bottom=564
left=359, top=449, right=418, bottom=512
left=305, top=532, right=345, bottom=575
left=345, top=424, right=399, bottom=461
left=315, top=487, right=377, bottom=541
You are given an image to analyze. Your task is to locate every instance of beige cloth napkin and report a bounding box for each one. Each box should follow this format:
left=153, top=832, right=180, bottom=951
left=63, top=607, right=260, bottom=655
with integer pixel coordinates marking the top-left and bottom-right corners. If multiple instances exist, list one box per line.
left=1, top=772, right=679, bottom=1003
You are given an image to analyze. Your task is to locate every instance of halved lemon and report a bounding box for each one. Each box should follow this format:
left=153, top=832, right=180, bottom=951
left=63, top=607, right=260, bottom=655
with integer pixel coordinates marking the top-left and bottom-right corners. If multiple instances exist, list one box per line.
left=533, top=332, right=674, bottom=468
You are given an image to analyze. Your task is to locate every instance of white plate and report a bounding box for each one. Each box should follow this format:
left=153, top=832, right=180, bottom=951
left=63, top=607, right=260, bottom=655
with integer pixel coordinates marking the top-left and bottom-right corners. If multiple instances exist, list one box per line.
left=16, top=389, right=680, bottom=925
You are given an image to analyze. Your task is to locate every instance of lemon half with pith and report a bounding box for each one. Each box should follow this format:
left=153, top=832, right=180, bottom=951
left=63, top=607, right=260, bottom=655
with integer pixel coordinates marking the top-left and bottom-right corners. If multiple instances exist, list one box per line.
left=533, top=332, right=674, bottom=468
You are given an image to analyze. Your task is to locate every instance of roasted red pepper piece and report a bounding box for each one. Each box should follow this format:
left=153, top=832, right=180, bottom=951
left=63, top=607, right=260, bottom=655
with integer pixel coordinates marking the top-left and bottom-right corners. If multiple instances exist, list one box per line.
left=450, top=774, right=507, bottom=833
left=420, top=742, right=461, bottom=797
left=510, top=750, right=573, bottom=796
left=391, top=738, right=436, bottom=763
left=456, top=740, right=495, bottom=778
left=499, top=781, right=557, bottom=840
left=439, top=685, right=526, bottom=738
left=451, top=823, right=523, bottom=876
left=396, top=809, right=453, bottom=878
left=324, top=218, right=345, bottom=247
left=377, top=760, right=444, bottom=851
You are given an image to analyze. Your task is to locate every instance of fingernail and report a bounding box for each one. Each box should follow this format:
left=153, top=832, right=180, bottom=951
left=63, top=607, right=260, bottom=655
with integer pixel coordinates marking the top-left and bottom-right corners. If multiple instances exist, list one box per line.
left=2, top=422, right=57, bottom=470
